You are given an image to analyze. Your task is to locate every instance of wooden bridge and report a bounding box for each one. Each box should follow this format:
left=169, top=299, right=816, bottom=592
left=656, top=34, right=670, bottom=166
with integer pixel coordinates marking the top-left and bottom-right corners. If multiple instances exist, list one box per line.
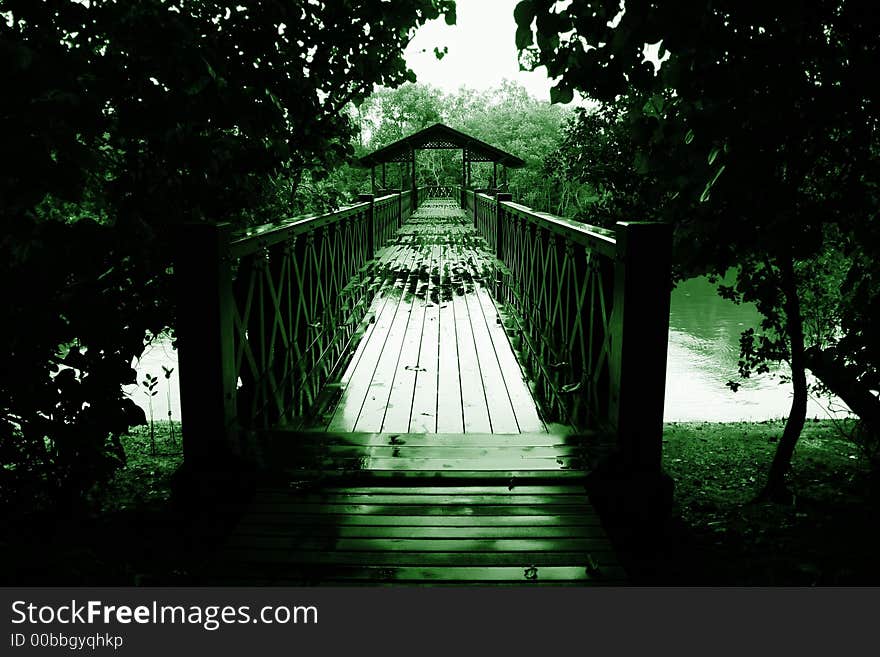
left=175, top=125, right=673, bottom=585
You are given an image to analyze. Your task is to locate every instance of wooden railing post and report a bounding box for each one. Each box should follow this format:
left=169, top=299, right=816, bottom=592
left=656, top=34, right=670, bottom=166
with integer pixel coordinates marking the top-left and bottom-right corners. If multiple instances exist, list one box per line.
left=610, top=221, right=673, bottom=473
left=472, top=189, right=478, bottom=229
left=494, top=193, right=513, bottom=300
left=175, top=222, right=237, bottom=469
left=410, top=148, right=417, bottom=210
left=357, top=193, right=375, bottom=257
left=495, top=193, right=512, bottom=261
left=397, top=189, right=403, bottom=228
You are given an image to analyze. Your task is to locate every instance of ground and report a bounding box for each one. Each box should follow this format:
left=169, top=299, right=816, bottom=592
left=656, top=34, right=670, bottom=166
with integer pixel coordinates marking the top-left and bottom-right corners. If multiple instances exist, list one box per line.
left=641, top=418, right=880, bottom=585
left=1, top=419, right=878, bottom=585
left=0, top=422, right=190, bottom=585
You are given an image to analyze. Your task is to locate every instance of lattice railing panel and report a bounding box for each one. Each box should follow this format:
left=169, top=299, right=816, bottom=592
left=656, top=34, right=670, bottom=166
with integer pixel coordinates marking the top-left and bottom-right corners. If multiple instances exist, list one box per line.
left=498, top=207, right=617, bottom=429
left=401, top=190, right=412, bottom=221
left=226, top=194, right=401, bottom=430
left=373, top=194, right=399, bottom=249
left=467, top=193, right=620, bottom=431
left=418, top=185, right=457, bottom=203
left=474, top=192, right=497, bottom=251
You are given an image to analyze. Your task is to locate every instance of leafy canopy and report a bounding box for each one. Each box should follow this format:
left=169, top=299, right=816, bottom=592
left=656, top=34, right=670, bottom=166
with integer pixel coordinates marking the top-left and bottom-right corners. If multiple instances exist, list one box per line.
left=0, top=0, right=456, bottom=508
left=515, top=0, right=880, bottom=493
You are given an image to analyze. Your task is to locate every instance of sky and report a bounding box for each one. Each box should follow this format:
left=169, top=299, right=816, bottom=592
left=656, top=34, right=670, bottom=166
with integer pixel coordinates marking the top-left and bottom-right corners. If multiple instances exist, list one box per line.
left=403, top=0, right=556, bottom=100
left=403, top=1, right=666, bottom=102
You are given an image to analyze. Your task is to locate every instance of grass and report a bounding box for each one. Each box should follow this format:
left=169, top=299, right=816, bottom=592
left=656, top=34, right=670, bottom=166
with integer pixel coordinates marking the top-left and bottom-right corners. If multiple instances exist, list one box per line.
left=636, top=418, right=880, bottom=585
left=0, top=422, right=191, bottom=585
left=96, top=421, right=183, bottom=514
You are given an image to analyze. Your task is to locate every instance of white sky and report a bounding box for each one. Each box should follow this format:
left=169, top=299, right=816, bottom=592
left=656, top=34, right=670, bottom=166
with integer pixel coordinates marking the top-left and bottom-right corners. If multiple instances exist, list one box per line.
left=403, top=1, right=667, bottom=102
left=403, top=0, right=556, bottom=100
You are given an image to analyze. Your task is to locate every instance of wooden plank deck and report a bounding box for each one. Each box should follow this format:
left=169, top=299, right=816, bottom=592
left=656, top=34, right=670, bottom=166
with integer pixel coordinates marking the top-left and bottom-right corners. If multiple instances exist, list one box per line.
left=198, top=199, right=622, bottom=586
left=321, top=198, right=546, bottom=434
left=201, top=432, right=623, bottom=585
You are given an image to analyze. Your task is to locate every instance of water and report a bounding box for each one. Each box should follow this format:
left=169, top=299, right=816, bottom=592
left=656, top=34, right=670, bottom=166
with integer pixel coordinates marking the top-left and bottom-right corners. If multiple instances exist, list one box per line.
left=664, top=275, right=851, bottom=422
left=127, top=276, right=852, bottom=425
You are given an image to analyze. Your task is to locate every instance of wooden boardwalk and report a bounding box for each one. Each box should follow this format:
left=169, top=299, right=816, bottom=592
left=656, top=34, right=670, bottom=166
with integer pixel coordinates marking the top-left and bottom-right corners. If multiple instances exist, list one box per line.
left=317, top=199, right=546, bottom=434
left=202, top=432, right=624, bottom=585
left=199, top=199, right=622, bottom=586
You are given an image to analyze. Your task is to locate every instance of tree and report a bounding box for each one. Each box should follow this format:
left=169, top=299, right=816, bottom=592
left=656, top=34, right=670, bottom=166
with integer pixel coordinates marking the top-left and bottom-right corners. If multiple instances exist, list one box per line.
left=360, top=84, right=445, bottom=147
left=357, top=84, right=452, bottom=188
left=515, top=0, right=880, bottom=498
left=544, top=98, right=666, bottom=223
left=447, top=79, right=569, bottom=210
left=0, top=0, right=456, bottom=509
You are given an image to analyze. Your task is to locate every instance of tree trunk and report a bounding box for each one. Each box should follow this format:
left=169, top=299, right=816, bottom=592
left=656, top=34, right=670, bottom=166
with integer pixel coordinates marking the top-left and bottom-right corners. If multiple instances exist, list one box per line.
left=804, top=346, right=880, bottom=430
left=761, top=255, right=808, bottom=501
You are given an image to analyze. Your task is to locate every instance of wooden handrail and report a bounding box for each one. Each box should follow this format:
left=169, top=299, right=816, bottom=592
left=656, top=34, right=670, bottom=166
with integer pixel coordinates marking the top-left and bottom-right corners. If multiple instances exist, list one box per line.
left=472, top=190, right=617, bottom=257
left=230, top=203, right=368, bottom=257
left=177, top=190, right=409, bottom=468
left=463, top=187, right=671, bottom=473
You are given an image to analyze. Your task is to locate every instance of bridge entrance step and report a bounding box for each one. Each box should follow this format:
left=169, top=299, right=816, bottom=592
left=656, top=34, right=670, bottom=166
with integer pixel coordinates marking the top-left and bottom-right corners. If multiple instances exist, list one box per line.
left=199, top=478, right=624, bottom=585
left=196, top=429, right=625, bottom=585
left=255, top=430, right=609, bottom=483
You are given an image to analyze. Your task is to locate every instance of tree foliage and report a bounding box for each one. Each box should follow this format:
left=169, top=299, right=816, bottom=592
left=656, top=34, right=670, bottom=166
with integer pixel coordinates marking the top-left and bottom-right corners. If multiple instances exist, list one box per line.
left=0, top=0, right=455, bottom=509
left=543, top=98, right=668, bottom=224
left=516, top=0, right=880, bottom=495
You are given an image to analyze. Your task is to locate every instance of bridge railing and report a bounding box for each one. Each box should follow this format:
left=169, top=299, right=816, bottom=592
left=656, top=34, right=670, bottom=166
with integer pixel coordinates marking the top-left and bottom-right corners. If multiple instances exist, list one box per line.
left=464, top=189, right=672, bottom=473
left=417, top=185, right=458, bottom=204
left=175, top=190, right=410, bottom=466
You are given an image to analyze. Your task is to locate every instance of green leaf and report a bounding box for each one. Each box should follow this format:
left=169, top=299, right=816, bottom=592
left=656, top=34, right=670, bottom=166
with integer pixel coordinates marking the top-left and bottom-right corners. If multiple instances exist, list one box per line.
left=708, top=146, right=721, bottom=165
left=550, top=85, right=573, bottom=105
left=642, top=94, right=665, bottom=119
left=265, top=89, right=284, bottom=113
left=444, top=7, right=457, bottom=25
left=700, top=164, right=726, bottom=202
left=202, top=57, right=218, bottom=80
left=185, top=76, right=211, bottom=96
left=684, top=129, right=694, bottom=144
left=710, top=163, right=726, bottom=186
left=514, top=1, right=536, bottom=28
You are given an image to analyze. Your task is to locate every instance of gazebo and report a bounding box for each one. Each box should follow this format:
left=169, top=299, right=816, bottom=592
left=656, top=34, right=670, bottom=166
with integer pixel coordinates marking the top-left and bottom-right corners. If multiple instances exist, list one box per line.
left=358, top=122, right=526, bottom=198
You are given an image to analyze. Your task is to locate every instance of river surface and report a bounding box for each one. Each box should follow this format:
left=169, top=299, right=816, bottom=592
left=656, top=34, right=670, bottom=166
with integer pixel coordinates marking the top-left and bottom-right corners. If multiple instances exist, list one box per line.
left=664, top=275, right=850, bottom=422
left=128, top=276, right=851, bottom=424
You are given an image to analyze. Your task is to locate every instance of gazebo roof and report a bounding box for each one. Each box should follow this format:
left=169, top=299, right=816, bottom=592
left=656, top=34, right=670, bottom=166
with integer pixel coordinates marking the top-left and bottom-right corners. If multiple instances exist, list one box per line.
left=358, top=122, right=526, bottom=168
